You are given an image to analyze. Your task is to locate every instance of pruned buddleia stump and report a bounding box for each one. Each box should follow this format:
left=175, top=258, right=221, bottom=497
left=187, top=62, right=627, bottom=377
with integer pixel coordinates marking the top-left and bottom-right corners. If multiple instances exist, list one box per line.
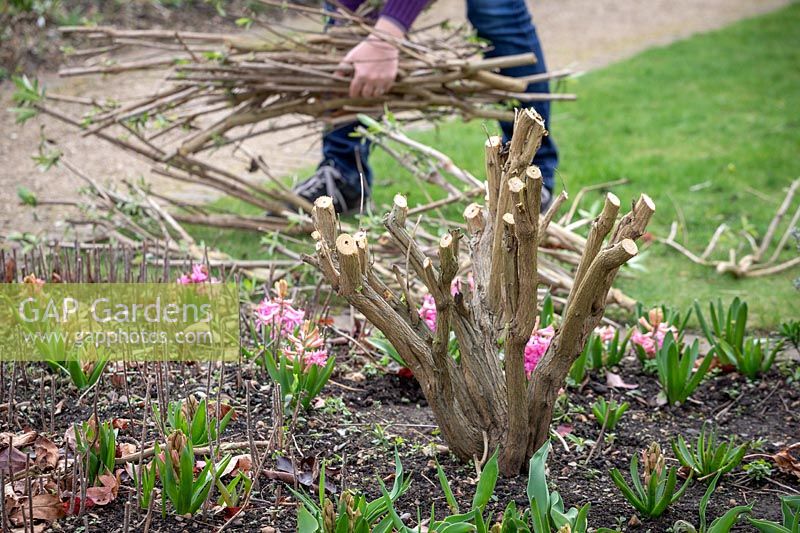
left=306, top=109, right=655, bottom=476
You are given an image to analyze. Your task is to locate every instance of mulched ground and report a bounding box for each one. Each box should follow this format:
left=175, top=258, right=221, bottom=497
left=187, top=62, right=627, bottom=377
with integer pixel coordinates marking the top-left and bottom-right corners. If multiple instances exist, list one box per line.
left=2, top=346, right=798, bottom=532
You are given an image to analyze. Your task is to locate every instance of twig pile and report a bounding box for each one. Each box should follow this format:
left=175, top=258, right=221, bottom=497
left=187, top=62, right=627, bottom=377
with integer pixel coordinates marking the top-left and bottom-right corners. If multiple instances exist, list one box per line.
left=663, top=178, right=800, bottom=278
left=58, top=1, right=572, bottom=159
left=28, top=1, right=573, bottom=222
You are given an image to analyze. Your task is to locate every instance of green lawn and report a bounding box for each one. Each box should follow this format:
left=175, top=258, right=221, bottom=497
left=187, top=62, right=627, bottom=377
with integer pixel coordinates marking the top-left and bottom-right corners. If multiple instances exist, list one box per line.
left=196, top=4, right=800, bottom=328
left=368, top=4, right=800, bottom=328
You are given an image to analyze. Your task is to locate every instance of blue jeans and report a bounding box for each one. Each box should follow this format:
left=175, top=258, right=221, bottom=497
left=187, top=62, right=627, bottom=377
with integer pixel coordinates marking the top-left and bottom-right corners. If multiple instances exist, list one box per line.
left=321, top=0, right=558, bottom=194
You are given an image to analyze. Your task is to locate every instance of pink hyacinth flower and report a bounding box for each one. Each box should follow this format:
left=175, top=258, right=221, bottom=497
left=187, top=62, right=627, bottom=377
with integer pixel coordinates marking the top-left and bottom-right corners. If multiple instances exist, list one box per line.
left=450, top=273, right=476, bottom=297
left=631, top=329, right=656, bottom=356
left=524, top=325, right=555, bottom=376
left=177, top=264, right=219, bottom=284
left=304, top=349, right=329, bottom=368
left=255, top=297, right=305, bottom=336
left=419, top=294, right=437, bottom=330
left=596, top=325, right=616, bottom=344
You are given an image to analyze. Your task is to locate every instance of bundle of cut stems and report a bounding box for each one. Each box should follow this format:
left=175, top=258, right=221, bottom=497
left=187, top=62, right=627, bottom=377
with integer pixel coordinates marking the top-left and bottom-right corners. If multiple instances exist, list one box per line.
left=57, top=1, right=573, bottom=167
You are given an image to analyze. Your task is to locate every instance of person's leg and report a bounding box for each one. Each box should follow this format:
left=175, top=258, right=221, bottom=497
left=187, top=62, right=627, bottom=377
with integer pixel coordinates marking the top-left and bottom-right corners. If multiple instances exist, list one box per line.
left=320, top=122, right=373, bottom=192
left=293, top=3, right=373, bottom=213
left=291, top=120, right=371, bottom=214
left=466, top=0, right=558, bottom=196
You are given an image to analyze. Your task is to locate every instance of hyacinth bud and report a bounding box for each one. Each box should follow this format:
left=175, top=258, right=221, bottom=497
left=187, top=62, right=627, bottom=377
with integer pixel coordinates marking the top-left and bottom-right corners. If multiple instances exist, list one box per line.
left=274, top=279, right=289, bottom=299
left=322, top=498, right=336, bottom=532
left=648, top=307, right=664, bottom=328
left=557, top=525, right=573, bottom=533
left=167, top=430, right=188, bottom=474
left=341, top=490, right=354, bottom=512
left=490, top=524, right=502, bottom=533
left=641, top=442, right=664, bottom=484
left=181, top=395, right=199, bottom=421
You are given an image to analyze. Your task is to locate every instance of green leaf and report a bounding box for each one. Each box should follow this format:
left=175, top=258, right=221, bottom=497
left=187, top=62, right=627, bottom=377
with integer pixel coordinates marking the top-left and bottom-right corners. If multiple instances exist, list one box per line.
left=436, top=458, right=460, bottom=514
left=747, top=519, right=791, bottom=533
left=472, top=449, right=498, bottom=511
left=297, top=504, right=320, bottom=532
left=708, top=504, right=752, bottom=532
left=527, top=441, right=552, bottom=532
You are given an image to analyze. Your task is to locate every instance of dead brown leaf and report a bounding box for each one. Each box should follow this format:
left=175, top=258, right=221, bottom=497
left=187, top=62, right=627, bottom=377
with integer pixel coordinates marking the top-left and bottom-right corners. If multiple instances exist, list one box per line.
left=111, top=418, right=130, bottom=430
left=772, top=442, right=800, bottom=479
left=85, top=473, right=119, bottom=506
left=117, top=442, right=137, bottom=457
left=0, top=445, right=28, bottom=475
left=209, top=401, right=238, bottom=421
left=220, top=454, right=252, bottom=478
left=0, top=431, right=37, bottom=449
left=34, top=437, right=58, bottom=470
left=62, top=426, right=76, bottom=452
left=9, top=493, right=65, bottom=526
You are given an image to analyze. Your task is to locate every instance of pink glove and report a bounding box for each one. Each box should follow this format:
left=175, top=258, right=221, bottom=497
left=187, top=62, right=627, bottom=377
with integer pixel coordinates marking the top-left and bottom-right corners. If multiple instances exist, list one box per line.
left=337, top=17, right=404, bottom=99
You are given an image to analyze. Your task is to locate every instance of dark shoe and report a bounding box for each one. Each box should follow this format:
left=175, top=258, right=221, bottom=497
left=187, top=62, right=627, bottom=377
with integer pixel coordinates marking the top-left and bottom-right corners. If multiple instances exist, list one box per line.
left=292, top=165, right=368, bottom=215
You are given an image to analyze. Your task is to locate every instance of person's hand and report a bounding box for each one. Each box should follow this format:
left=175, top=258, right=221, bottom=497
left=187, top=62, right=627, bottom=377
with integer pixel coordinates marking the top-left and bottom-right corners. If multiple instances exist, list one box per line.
left=337, top=17, right=404, bottom=99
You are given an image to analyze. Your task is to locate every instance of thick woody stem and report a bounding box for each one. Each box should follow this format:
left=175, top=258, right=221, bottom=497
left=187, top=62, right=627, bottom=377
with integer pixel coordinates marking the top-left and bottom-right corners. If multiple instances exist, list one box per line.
left=438, top=231, right=460, bottom=288
left=525, top=239, right=639, bottom=463
left=570, top=192, right=620, bottom=297
left=312, top=196, right=337, bottom=249
left=314, top=241, right=340, bottom=289
left=512, top=166, right=542, bottom=337
left=488, top=111, right=546, bottom=312
left=464, top=203, right=486, bottom=235
left=389, top=193, right=408, bottom=227
left=499, top=168, right=541, bottom=474
left=393, top=265, right=421, bottom=327
left=335, top=234, right=361, bottom=296
left=610, top=194, right=656, bottom=244
left=484, top=136, right=503, bottom=215
left=505, top=109, right=546, bottom=184
left=384, top=195, right=441, bottom=291
left=500, top=213, right=519, bottom=318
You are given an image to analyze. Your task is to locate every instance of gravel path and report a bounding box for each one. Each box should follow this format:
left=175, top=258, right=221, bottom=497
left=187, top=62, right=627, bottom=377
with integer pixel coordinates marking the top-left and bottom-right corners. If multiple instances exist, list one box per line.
left=0, top=0, right=791, bottom=238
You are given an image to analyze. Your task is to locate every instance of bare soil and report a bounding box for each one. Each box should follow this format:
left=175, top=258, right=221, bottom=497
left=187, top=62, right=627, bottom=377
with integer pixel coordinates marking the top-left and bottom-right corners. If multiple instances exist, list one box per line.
left=0, top=0, right=792, bottom=239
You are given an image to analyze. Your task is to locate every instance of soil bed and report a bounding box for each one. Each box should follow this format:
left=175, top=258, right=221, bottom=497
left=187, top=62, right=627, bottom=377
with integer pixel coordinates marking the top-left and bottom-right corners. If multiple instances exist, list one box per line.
left=5, top=352, right=798, bottom=532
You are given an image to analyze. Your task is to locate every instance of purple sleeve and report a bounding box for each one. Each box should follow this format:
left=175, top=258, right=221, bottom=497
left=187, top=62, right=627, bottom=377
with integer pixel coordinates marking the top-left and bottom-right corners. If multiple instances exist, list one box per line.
left=380, top=0, right=428, bottom=31
left=337, top=0, right=365, bottom=11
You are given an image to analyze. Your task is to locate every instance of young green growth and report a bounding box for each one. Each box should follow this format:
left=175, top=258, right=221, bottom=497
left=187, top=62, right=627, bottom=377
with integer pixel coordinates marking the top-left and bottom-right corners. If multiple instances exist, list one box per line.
left=295, top=450, right=411, bottom=532
left=73, top=418, right=116, bottom=486
left=154, top=430, right=232, bottom=516
left=694, top=297, right=748, bottom=365
left=422, top=442, right=590, bottom=532
left=154, top=395, right=234, bottom=447
left=655, top=336, right=713, bottom=405
left=779, top=319, right=800, bottom=351
left=748, top=495, right=800, bottom=532
left=716, top=337, right=783, bottom=380
left=672, top=423, right=748, bottom=480
left=610, top=442, right=691, bottom=518
left=591, top=397, right=629, bottom=431
left=672, top=472, right=753, bottom=533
